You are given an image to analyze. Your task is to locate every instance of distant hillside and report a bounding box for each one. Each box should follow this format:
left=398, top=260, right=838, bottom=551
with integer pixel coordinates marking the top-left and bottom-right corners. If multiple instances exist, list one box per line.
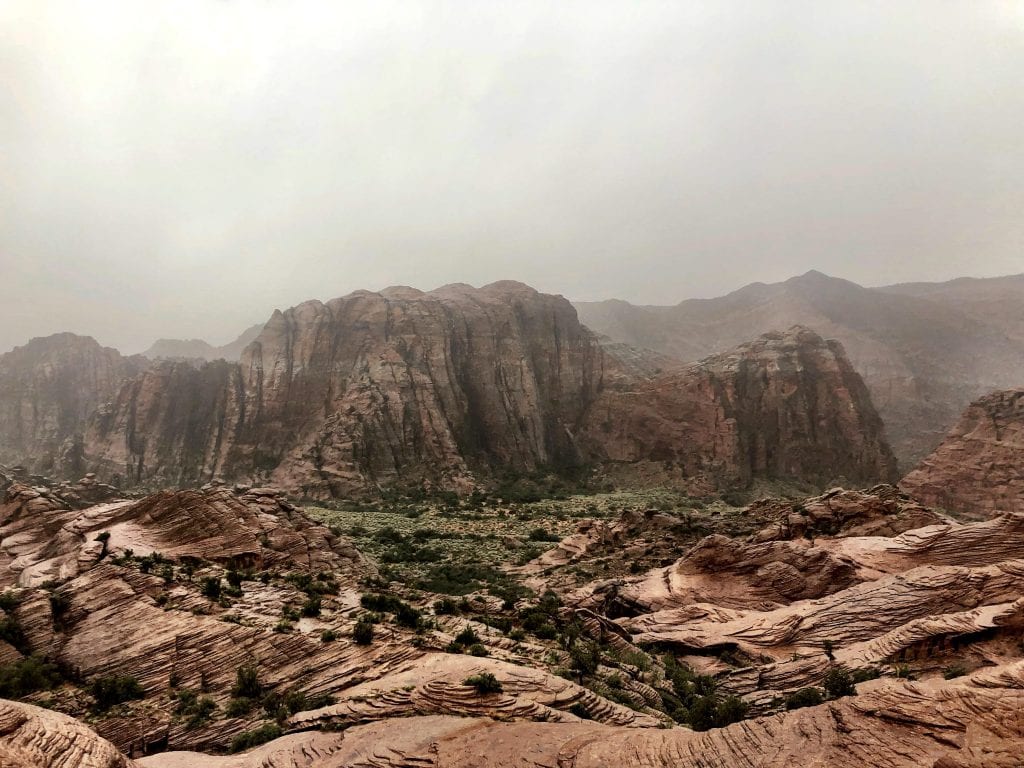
left=142, top=323, right=264, bottom=361
left=575, top=271, right=1024, bottom=471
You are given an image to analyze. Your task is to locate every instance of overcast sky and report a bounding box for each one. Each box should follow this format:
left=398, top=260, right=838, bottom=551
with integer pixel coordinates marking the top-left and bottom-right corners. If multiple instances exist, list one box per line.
left=2, top=1, right=1022, bottom=353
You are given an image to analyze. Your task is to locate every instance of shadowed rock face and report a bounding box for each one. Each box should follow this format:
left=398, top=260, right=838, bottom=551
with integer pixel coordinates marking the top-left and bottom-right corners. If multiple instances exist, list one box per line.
left=1, top=286, right=896, bottom=498
left=901, top=389, right=1024, bottom=517
left=0, top=334, right=145, bottom=477
left=584, top=327, right=898, bottom=494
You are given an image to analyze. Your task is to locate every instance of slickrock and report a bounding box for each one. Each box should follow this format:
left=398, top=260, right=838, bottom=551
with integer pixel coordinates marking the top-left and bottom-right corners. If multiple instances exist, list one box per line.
left=620, top=560, right=1024, bottom=658
left=288, top=652, right=662, bottom=731
left=901, top=389, right=1024, bottom=517
left=0, top=698, right=130, bottom=768
left=0, top=485, right=367, bottom=587
left=134, top=660, right=1024, bottom=767
left=615, top=535, right=860, bottom=612
left=748, top=484, right=946, bottom=542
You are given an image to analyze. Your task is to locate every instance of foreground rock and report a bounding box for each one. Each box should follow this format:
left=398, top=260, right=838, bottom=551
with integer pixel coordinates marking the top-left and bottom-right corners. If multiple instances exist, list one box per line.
left=901, top=389, right=1024, bottom=517
left=5, top=660, right=1024, bottom=767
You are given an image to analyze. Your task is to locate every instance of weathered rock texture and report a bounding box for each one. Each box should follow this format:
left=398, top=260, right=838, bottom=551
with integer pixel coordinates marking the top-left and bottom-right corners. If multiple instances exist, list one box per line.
left=583, top=327, right=898, bottom=493
left=901, top=389, right=1024, bottom=517
left=0, top=484, right=367, bottom=588
left=576, top=270, right=1024, bottom=471
left=0, top=334, right=145, bottom=476
left=7, top=660, right=1024, bottom=767
left=3, top=285, right=896, bottom=498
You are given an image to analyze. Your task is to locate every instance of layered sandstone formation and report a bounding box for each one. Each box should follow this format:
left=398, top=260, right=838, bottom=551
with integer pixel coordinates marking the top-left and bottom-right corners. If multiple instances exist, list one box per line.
left=901, top=389, right=1024, bottom=517
left=0, top=334, right=144, bottom=476
left=6, top=661, right=1024, bottom=768
left=1, top=285, right=896, bottom=499
left=583, top=327, right=898, bottom=494
left=576, top=270, right=1024, bottom=471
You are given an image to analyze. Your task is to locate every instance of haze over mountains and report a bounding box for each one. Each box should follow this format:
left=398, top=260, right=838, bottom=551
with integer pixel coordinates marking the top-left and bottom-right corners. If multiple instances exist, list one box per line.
left=576, top=270, right=1024, bottom=470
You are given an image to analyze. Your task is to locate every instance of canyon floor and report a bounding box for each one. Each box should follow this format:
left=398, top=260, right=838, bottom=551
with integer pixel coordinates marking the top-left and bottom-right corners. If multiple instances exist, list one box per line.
left=1, top=470, right=1022, bottom=767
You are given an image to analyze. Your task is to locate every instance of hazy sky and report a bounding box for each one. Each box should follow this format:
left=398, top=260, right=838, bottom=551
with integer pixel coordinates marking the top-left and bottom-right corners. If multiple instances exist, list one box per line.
left=2, top=1, right=1023, bottom=353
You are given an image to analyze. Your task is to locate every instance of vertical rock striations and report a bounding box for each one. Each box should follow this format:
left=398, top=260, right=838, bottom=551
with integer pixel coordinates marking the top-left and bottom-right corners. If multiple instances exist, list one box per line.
left=901, top=389, right=1024, bottom=517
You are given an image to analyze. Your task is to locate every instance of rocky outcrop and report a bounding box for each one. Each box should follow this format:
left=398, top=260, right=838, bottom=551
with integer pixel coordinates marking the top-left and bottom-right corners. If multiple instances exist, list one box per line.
left=4, top=288, right=896, bottom=499
left=583, top=327, right=898, bottom=494
left=748, top=484, right=947, bottom=541
left=0, top=334, right=145, bottom=477
left=0, top=484, right=366, bottom=588
left=901, top=389, right=1024, bottom=517
left=85, top=283, right=603, bottom=497
left=576, top=270, right=1024, bottom=472
left=8, top=660, right=1024, bottom=767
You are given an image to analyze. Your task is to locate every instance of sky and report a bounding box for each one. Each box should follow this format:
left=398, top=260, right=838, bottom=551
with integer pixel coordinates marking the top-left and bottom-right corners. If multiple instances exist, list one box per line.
left=1, top=1, right=1023, bottom=354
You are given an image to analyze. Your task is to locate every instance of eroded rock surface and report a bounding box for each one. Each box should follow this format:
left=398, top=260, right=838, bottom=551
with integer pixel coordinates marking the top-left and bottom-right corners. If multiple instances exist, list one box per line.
left=901, top=389, right=1024, bottom=517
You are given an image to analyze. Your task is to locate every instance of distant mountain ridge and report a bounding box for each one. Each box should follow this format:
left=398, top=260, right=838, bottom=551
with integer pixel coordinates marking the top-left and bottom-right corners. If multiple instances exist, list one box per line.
left=575, top=271, right=1024, bottom=471
left=142, top=323, right=264, bottom=362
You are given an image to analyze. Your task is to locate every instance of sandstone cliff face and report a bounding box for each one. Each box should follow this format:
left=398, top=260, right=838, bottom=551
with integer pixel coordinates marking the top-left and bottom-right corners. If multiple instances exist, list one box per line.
left=85, top=282, right=602, bottom=496
left=0, top=334, right=144, bottom=476
left=900, top=389, right=1024, bottom=517
left=6, top=287, right=896, bottom=498
left=584, top=327, right=898, bottom=494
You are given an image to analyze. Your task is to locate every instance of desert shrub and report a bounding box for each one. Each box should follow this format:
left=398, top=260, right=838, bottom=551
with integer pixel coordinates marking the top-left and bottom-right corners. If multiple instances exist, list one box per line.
left=230, top=723, right=282, bottom=753
left=823, top=667, right=856, bottom=699
left=301, top=596, right=322, bottom=617
left=851, top=667, right=881, bottom=683
left=0, top=615, right=28, bottom=655
left=454, top=626, right=480, bottom=646
left=91, top=674, right=144, bottom=711
left=433, top=598, right=460, bottom=615
left=464, top=672, right=503, bottom=694
left=943, top=664, right=968, bottom=680
left=201, top=577, right=221, bottom=599
left=353, top=618, right=374, bottom=645
left=174, top=689, right=218, bottom=728
left=320, top=629, right=337, bottom=643
left=715, top=695, right=749, bottom=726
left=394, top=603, right=422, bottom=629
left=226, top=570, right=244, bottom=588
left=527, top=527, right=560, bottom=542
left=569, top=641, right=600, bottom=679
left=468, top=643, right=489, bottom=657
left=0, top=656, right=64, bottom=699
left=232, top=663, right=262, bottom=699
left=785, top=687, right=824, bottom=710
left=225, top=696, right=255, bottom=717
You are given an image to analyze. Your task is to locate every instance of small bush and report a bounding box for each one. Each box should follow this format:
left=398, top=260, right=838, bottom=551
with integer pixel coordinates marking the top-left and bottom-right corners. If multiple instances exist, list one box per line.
left=320, top=629, right=337, bottom=643
left=823, top=667, right=856, bottom=699
left=464, top=672, right=503, bottom=694
left=785, top=687, right=824, bottom=710
left=232, top=663, right=262, bottom=699
left=230, top=723, right=282, bottom=753
left=91, top=674, right=144, bottom=711
left=301, top=596, right=322, bottom=617
left=201, top=577, right=222, bottom=599
left=454, top=626, right=480, bottom=646
left=0, top=656, right=64, bottom=699
left=353, top=618, right=374, bottom=645
left=468, top=643, right=489, bottom=657
left=225, top=696, right=255, bottom=717
left=943, top=664, right=968, bottom=680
